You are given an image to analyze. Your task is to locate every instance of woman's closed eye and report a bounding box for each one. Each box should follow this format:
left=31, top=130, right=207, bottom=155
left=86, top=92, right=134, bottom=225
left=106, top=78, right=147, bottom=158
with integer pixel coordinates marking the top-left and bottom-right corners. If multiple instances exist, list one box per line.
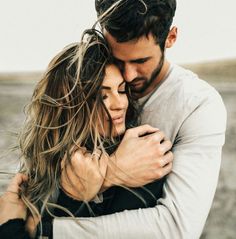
left=118, top=82, right=126, bottom=94
left=101, top=81, right=126, bottom=100
left=102, top=90, right=126, bottom=100
left=118, top=89, right=126, bottom=94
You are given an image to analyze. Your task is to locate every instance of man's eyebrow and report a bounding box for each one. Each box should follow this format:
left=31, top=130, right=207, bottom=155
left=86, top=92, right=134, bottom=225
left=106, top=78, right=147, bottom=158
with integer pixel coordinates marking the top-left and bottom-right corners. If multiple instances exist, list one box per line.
left=113, top=57, right=123, bottom=63
left=113, top=56, right=151, bottom=63
left=130, top=57, right=151, bottom=63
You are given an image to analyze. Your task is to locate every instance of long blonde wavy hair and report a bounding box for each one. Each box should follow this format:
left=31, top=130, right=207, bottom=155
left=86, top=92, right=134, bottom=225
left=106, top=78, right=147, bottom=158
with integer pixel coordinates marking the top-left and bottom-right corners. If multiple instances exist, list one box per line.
left=17, top=29, right=138, bottom=220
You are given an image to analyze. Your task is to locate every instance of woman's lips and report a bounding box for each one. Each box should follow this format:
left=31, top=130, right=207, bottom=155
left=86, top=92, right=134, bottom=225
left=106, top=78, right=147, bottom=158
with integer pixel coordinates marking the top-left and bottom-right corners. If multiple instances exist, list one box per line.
left=112, top=115, right=125, bottom=124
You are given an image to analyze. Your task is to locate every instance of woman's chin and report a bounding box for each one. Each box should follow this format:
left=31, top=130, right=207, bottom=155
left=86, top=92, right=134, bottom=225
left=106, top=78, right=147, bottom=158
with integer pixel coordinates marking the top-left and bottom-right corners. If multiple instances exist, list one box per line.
left=112, top=125, right=126, bottom=137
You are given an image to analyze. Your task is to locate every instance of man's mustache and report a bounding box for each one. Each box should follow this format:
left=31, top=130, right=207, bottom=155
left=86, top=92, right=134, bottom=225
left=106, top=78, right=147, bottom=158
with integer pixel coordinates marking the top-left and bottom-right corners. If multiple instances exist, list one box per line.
left=128, top=77, right=146, bottom=86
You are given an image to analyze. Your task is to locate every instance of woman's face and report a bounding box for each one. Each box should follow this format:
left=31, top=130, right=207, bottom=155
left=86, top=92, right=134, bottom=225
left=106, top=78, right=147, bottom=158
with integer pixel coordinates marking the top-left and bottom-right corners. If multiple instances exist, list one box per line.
left=100, top=64, right=129, bottom=137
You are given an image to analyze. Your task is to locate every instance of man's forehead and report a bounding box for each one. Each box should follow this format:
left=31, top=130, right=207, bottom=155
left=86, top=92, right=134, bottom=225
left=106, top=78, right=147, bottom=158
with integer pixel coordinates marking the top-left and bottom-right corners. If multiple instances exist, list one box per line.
left=104, top=30, right=155, bottom=44
left=104, top=31, right=158, bottom=61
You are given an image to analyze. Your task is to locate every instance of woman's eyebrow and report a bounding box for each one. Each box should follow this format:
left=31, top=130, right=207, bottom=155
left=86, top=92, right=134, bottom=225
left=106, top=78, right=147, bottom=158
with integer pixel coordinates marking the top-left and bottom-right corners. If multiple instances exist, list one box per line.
left=101, top=81, right=126, bottom=89
left=101, top=86, right=111, bottom=90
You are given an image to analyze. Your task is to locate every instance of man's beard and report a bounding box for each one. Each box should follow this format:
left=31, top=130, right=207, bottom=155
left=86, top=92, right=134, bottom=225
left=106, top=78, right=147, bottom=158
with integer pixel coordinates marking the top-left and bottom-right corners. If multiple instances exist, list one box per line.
left=129, top=52, right=164, bottom=95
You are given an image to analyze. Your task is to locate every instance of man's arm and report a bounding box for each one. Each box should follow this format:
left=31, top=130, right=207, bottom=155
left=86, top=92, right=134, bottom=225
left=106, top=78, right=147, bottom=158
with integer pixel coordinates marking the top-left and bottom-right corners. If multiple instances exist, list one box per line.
left=61, top=125, right=173, bottom=198
left=54, top=91, right=226, bottom=239
left=101, top=125, right=173, bottom=189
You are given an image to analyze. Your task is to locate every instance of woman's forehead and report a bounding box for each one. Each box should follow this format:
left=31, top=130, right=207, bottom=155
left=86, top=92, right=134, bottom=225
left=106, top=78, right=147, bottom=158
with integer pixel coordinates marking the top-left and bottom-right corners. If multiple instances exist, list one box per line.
left=102, top=64, right=124, bottom=87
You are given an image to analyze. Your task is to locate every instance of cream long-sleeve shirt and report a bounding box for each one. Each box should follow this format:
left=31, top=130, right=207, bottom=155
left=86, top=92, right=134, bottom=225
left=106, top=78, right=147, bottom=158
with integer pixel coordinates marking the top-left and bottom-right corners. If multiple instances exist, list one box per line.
left=53, top=64, right=227, bottom=239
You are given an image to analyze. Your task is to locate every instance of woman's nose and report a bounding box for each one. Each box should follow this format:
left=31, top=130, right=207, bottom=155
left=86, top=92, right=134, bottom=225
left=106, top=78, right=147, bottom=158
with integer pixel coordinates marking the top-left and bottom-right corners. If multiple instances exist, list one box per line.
left=110, top=94, right=127, bottom=111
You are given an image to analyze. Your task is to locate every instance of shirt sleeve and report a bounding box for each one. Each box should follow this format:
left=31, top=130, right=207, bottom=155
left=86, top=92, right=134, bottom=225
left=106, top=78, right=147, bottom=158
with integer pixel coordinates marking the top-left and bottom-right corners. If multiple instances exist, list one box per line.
left=53, top=90, right=227, bottom=239
left=0, top=219, right=31, bottom=239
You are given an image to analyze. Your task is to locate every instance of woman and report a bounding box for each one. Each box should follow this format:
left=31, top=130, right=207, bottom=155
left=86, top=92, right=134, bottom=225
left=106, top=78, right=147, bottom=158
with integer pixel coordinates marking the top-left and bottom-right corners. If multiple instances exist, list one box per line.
left=0, top=28, right=132, bottom=238
left=0, top=29, right=167, bottom=238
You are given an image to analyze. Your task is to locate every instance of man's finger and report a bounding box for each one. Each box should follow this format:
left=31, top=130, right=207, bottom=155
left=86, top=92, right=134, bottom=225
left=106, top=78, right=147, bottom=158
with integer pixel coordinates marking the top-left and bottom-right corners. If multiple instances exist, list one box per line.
left=162, top=162, right=173, bottom=175
left=143, top=130, right=165, bottom=143
left=160, top=140, right=173, bottom=153
left=126, top=124, right=159, bottom=137
left=161, top=151, right=174, bottom=167
left=154, top=162, right=173, bottom=179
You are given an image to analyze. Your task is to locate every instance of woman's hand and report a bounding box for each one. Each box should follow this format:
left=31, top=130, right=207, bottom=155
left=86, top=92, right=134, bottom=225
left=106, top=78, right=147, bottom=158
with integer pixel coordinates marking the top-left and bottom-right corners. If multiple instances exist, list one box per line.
left=60, top=149, right=108, bottom=201
left=0, top=173, right=27, bottom=225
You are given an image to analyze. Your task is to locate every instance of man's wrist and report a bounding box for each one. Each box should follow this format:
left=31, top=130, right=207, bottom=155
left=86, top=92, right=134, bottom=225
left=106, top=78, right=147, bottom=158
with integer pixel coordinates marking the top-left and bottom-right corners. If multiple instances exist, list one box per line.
left=99, top=180, right=112, bottom=193
left=100, top=154, right=121, bottom=192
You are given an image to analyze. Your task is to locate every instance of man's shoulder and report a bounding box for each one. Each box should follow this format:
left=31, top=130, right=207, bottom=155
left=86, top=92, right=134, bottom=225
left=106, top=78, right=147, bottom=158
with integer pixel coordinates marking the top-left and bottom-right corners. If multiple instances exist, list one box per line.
left=141, top=65, right=226, bottom=141
left=171, top=64, right=213, bottom=94
left=145, top=64, right=224, bottom=115
left=167, top=64, right=221, bottom=106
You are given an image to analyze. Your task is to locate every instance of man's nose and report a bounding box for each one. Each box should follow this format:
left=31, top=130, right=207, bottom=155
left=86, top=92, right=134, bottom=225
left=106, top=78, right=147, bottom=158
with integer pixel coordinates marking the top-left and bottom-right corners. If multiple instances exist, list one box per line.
left=123, top=63, right=138, bottom=82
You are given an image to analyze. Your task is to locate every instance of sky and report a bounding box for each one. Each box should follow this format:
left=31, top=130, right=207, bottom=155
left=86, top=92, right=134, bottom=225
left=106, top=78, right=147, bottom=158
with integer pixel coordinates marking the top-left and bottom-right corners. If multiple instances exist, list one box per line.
left=0, top=0, right=236, bottom=72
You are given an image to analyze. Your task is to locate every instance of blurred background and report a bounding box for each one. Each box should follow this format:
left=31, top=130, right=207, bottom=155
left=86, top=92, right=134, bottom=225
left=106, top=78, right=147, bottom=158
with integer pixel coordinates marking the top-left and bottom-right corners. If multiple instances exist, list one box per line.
left=0, top=0, right=235, bottom=238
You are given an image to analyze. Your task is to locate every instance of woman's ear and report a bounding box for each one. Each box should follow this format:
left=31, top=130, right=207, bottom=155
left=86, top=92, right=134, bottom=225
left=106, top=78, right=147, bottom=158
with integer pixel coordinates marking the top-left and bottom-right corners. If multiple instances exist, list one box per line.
left=165, top=26, right=178, bottom=48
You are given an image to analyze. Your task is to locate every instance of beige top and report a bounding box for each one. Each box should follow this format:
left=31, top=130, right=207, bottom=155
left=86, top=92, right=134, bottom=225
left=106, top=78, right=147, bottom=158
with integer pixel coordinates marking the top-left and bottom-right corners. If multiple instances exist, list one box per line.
left=53, top=64, right=227, bottom=239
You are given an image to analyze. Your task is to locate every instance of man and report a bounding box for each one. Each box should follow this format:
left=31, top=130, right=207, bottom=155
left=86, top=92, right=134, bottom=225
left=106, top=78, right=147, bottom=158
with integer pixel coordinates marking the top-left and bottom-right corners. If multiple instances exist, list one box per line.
left=54, top=0, right=226, bottom=238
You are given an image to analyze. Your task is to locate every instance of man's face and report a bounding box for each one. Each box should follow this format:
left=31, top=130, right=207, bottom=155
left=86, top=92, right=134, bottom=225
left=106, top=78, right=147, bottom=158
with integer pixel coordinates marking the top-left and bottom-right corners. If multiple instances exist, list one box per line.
left=105, top=32, right=164, bottom=98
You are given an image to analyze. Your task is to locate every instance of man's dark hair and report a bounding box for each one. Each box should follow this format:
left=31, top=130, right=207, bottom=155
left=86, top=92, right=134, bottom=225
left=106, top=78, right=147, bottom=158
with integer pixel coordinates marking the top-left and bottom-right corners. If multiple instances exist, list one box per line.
left=95, top=0, right=176, bottom=50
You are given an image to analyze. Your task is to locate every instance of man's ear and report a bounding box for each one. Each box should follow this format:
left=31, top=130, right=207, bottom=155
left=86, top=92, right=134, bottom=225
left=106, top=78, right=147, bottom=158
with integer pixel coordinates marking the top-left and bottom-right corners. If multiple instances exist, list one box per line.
left=165, top=26, right=178, bottom=48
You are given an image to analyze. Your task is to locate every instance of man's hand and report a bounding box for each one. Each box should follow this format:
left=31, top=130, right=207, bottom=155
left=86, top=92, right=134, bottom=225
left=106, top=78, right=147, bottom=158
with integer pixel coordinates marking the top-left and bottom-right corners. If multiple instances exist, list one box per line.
left=0, top=173, right=28, bottom=225
left=102, top=124, right=173, bottom=189
left=60, top=149, right=108, bottom=201
left=60, top=125, right=173, bottom=198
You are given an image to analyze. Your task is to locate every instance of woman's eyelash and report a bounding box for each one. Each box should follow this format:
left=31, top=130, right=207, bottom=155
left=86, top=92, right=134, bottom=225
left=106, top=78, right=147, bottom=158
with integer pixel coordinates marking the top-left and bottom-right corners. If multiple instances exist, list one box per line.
left=102, top=88, right=126, bottom=100
left=118, top=90, right=126, bottom=94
